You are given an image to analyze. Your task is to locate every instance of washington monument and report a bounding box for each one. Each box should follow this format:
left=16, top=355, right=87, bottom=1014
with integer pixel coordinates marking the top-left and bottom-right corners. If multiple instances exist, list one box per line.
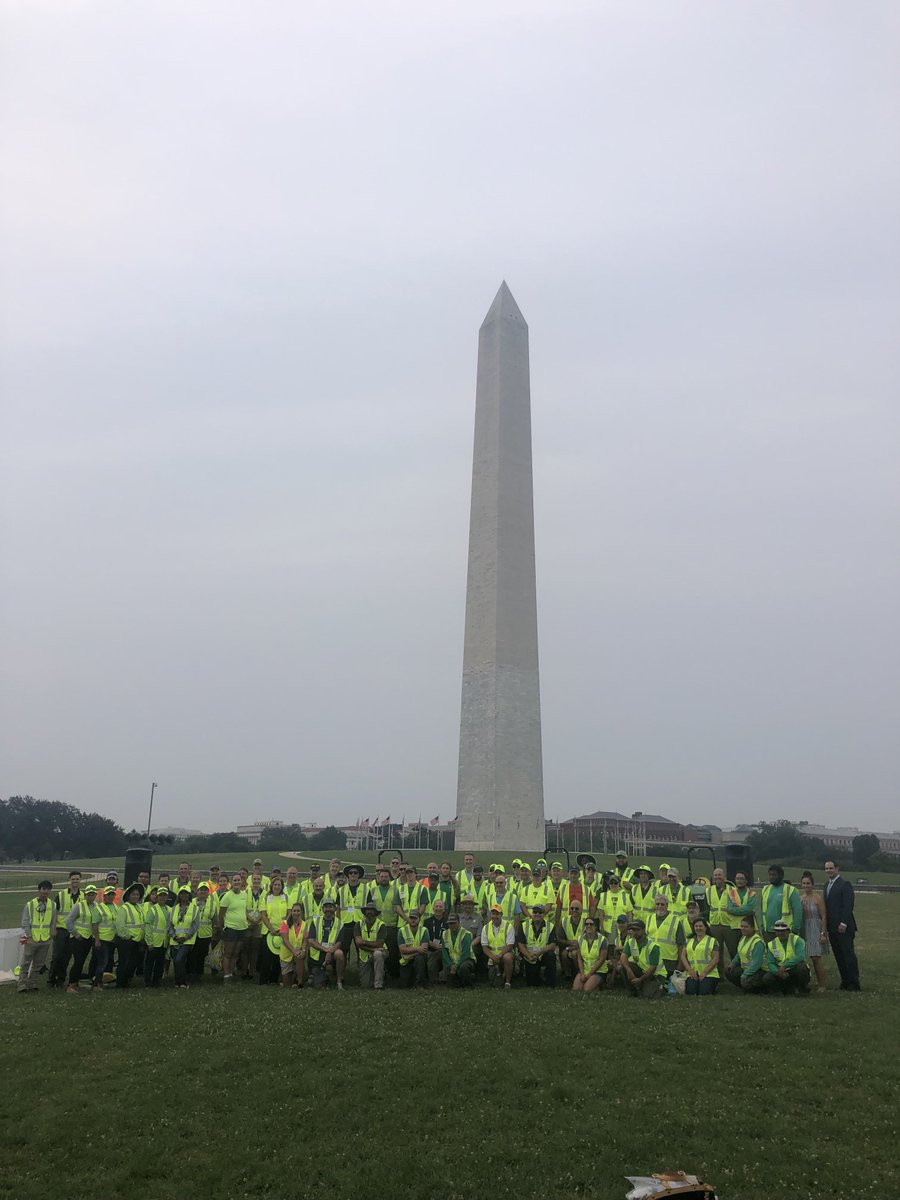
left=454, top=282, right=545, bottom=854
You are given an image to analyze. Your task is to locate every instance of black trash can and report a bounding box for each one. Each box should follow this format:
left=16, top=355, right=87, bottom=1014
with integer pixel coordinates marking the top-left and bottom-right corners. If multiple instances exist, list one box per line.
left=724, top=843, right=754, bottom=885
left=124, top=846, right=154, bottom=891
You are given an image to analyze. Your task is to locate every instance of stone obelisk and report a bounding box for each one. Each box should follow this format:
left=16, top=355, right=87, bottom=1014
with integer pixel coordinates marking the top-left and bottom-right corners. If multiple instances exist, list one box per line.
left=454, top=282, right=544, bottom=854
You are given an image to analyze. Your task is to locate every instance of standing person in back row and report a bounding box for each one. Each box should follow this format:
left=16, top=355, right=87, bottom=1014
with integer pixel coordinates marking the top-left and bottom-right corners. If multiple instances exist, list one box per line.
left=760, top=865, right=802, bottom=940
left=823, top=860, right=860, bottom=991
left=47, top=869, right=81, bottom=988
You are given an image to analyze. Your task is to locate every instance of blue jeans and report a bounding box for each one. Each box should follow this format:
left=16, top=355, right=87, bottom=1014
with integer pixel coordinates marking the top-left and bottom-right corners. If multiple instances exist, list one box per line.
left=92, top=941, right=113, bottom=985
left=171, top=943, right=192, bottom=985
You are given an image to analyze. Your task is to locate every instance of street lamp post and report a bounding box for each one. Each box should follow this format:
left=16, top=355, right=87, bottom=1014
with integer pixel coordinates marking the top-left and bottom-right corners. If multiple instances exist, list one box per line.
left=146, top=782, right=157, bottom=839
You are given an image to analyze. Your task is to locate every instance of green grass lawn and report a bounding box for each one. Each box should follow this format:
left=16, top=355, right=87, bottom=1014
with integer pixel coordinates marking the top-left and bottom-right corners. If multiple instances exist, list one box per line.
left=0, top=895, right=897, bottom=1200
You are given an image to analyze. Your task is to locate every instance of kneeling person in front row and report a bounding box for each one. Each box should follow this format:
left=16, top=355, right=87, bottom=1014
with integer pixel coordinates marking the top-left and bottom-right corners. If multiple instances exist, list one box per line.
left=355, top=899, right=386, bottom=990
left=442, top=911, right=475, bottom=986
left=308, top=899, right=345, bottom=990
left=724, top=916, right=767, bottom=993
left=398, top=910, right=430, bottom=988
left=617, top=919, right=665, bottom=998
left=518, top=905, right=557, bottom=987
left=764, top=920, right=810, bottom=995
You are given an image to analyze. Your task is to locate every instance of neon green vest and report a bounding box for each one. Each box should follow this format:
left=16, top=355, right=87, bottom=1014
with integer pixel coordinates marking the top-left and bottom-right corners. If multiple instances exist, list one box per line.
left=630, top=884, right=657, bottom=922
left=559, top=915, right=584, bottom=944
left=647, top=912, right=682, bottom=959
left=143, top=902, right=169, bottom=948
left=737, top=933, right=764, bottom=970
left=96, top=902, right=117, bottom=942
left=308, top=915, right=342, bottom=963
left=484, top=919, right=512, bottom=953
left=118, top=901, right=145, bottom=942
left=279, top=919, right=306, bottom=962
left=339, top=883, right=366, bottom=927
left=356, top=918, right=384, bottom=963
left=599, top=889, right=630, bottom=935
left=397, top=922, right=428, bottom=965
left=265, top=895, right=288, bottom=953
left=26, top=898, right=54, bottom=942
left=57, top=889, right=79, bottom=927
left=366, top=883, right=398, bottom=927
left=578, top=933, right=606, bottom=973
left=522, top=919, right=551, bottom=953
left=71, top=896, right=96, bottom=939
left=488, top=888, right=518, bottom=922
left=442, top=926, right=473, bottom=965
left=761, top=884, right=796, bottom=932
left=171, top=901, right=198, bottom=945
left=624, top=936, right=662, bottom=975
left=685, top=934, right=720, bottom=978
left=195, top=896, right=219, bottom=938
left=768, top=933, right=804, bottom=967
left=706, top=885, right=730, bottom=925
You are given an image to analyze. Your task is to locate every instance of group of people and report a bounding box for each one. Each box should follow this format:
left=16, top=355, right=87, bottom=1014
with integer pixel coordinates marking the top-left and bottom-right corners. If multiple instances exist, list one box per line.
left=16, top=850, right=861, bottom=998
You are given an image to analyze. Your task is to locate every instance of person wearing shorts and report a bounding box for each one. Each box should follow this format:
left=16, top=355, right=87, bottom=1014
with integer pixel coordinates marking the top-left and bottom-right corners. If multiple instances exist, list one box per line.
left=218, top=874, right=250, bottom=983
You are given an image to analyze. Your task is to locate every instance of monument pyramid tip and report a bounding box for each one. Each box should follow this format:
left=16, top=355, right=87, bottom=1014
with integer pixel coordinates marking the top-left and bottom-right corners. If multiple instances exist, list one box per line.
left=481, top=280, right=526, bottom=328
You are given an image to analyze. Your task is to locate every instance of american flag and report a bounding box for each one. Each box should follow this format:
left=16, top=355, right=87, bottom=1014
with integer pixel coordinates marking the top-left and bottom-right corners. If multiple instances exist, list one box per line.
left=448, top=816, right=458, bottom=826
left=381, top=815, right=391, bottom=826
left=429, top=815, right=439, bottom=826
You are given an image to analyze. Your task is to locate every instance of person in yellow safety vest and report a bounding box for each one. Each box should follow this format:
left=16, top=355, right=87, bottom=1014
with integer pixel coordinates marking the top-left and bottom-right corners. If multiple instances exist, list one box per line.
left=580, top=861, right=600, bottom=913
left=658, top=868, right=690, bottom=915
left=355, top=899, right=386, bottom=990
left=170, top=862, right=192, bottom=898
left=167, top=888, right=200, bottom=988
left=103, top=871, right=123, bottom=905
left=556, top=865, right=591, bottom=919
left=442, top=911, right=476, bottom=987
left=307, top=898, right=346, bottom=990
left=278, top=903, right=307, bottom=987
left=597, top=875, right=632, bottom=943
left=486, top=873, right=522, bottom=926
left=283, top=866, right=302, bottom=908
left=617, top=918, right=666, bottom=998
left=115, top=883, right=146, bottom=988
left=629, top=866, right=657, bottom=925
left=603, top=913, right=632, bottom=987
left=303, top=877, right=329, bottom=924
left=397, top=910, right=430, bottom=988
left=242, top=874, right=268, bottom=979
left=725, top=870, right=756, bottom=929
left=520, top=865, right=556, bottom=921
left=455, top=852, right=476, bottom=899
left=557, top=901, right=587, bottom=981
left=366, top=864, right=400, bottom=980
left=64, top=884, right=101, bottom=992
left=573, top=915, right=608, bottom=994
left=260, top=877, right=288, bottom=985
left=481, top=904, right=515, bottom=987
left=91, top=885, right=119, bottom=985
left=549, top=860, right=565, bottom=895
left=680, top=916, right=721, bottom=995
left=395, top=865, right=428, bottom=924
left=206, top=865, right=224, bottom=894
left=612, top=851, right=635, bottom=890
left=156, top=874, right=174, bottom=906
left=507, top=859, right=523, bottom=896
left=48, top=869, right=82, bottom=988
left=644, top=894, right=686, bottom=976
left=324, top=859, right=343, bottom=900
left=250, top=858, right=271, bottom=892
left=18, top=880, right=57, bottom=993
left=705, top=867, right=739, bottom=965
left=517, top=905, right=557, bottom=987
left=190, top=883, right=219, bottom=980
left=466, top=865, right=490, bottom=914
left=143, top=886, right=170, bottom=987
left=724, top=916, right=767, bottom=993
left=760, top=865, right=803, bottom=940
left=764, top=921, right=811, bottom=994
left=337, top=865, right=368, bottom=963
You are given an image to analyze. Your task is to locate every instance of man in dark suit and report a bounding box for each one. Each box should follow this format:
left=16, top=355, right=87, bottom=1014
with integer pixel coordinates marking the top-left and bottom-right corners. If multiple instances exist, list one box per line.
left=824, top=860, right=860, bottom=991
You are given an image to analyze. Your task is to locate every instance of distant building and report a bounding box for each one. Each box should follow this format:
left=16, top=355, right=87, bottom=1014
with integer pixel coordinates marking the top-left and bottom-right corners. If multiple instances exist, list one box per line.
left=799, top=823, right=900, bottom=856
left=554, top=810, right=720, bottom=855
left=236, top=819, right=284, bottom=846
left=152, top=826, right=206, bottom=837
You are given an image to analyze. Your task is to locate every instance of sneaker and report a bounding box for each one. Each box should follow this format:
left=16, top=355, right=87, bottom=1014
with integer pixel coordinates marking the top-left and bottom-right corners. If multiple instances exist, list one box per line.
left=337, top=982, right=344, bottom=991
left=504, top=982, right=511, bottom=989
left=66, top=985, right=78, bottom=994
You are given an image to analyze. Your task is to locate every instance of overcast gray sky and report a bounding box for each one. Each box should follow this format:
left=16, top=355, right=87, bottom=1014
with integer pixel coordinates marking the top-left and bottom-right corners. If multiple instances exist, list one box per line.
left=2, top=2, right=898, bottom=837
